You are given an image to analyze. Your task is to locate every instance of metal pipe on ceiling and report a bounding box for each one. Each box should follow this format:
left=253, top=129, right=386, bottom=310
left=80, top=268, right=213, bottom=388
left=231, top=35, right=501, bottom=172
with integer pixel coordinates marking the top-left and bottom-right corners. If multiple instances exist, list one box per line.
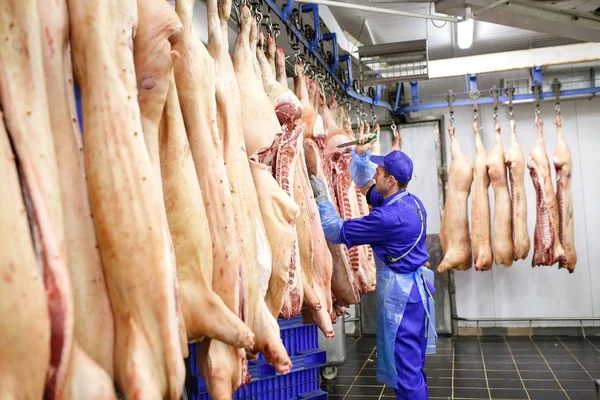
left=296, top=0, right=460, bottom=23
left=471, top=0, right=510, bottom=18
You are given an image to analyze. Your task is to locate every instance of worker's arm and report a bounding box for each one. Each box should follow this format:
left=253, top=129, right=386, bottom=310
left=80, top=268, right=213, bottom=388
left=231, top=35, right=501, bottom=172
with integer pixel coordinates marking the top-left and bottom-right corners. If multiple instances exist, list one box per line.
left=310, top=175, right=389, bottom=247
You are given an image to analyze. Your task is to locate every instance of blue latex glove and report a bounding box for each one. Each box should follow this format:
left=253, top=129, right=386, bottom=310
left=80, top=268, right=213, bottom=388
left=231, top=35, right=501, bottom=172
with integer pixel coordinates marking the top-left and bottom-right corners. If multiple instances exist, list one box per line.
left=317, top=200, right=344, bottom=244
left=350, top=148, right=376, bottom=187
left=309, top=175, right=328, bottom=204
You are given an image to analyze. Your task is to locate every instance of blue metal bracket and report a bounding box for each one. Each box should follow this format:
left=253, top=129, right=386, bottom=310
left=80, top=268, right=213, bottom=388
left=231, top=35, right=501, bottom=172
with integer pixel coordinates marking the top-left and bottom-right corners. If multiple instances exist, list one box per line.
left=374, top=75, right=382, bottom=103
left=531, top=66, right=543, bottom=107
left=394, top=83, right=403, bottom=111
left=468, top=74, right=478, bottom=95
left=321, top=33, right=338, bottom=75
left=281, top=0, right=294, bottom=21
left=262, top=0, right=393, bottom=111
left=339, top=55, right=352, bottom=92
left=410, top=81, right=418, bottom=106
left=300, top=4, right=321, bottom=51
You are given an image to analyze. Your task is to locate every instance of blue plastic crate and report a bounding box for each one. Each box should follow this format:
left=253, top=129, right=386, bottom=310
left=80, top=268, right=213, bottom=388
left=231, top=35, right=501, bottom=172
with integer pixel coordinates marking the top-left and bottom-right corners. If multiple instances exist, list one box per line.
left=194, top=349, right=327, bottom=393
left=189, top=317, right=319, bottom=375
left=256, top=317, right=319, bottom=361
left=191, top=367, right=326, bottom=400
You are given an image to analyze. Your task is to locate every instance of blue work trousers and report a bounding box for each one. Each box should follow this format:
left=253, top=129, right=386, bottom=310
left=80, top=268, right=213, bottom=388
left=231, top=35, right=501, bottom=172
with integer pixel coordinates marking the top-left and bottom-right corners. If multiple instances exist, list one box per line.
left=393, top=287, right=428, bottom=400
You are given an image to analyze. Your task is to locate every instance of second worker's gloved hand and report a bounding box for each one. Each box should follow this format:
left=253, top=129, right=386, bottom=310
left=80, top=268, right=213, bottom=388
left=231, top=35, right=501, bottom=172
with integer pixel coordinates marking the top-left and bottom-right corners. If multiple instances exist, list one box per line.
left=310, top=175, right=328, bottom=204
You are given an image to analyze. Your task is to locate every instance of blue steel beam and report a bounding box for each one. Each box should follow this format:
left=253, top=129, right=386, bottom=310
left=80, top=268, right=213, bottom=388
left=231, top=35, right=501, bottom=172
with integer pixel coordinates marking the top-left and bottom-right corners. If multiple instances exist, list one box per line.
left=262, top=0, right=393, bottom=111
left=399, top=86, right=600, bottom=113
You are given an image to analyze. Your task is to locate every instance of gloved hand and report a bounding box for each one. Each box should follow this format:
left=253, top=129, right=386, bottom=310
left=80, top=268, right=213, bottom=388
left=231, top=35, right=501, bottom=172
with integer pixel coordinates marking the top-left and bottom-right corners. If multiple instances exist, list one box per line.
left=350, top=149, right=376, bottom=187
left=309, top=175, right=328, bottom=204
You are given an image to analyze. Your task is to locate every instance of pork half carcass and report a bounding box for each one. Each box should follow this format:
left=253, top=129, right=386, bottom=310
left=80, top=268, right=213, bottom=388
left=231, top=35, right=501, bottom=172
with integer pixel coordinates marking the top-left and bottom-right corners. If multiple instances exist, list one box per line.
left=172, top=0, right=248, bottom=395
left=527, top=117, right=566, bottom=267
left=159, top=74, right=255, bottom=349
left=0, top=1, right=118, bottom=398
left=67, top=0, right=186, bottom=396
left=294, top=149, right=335, bottom=337
left=133, top=0, right=188, bottom=357
left=326, top=143, right=372, bottom=295
left=471, top=120, right=493, bottom=271
left=438, top=126, right=473, bottom=273
left=486, top=120, right=513, bottom=267
left=37, top=0, right=114, bottom=375
left=233, top=13, right=281, bottom=158
left=210, top=0, right=292, bottom=376
left=552, top=114, right=577, bottom=272
left=321, top=98, right=372, bottom=295
left=505, top=118, right=530, bottom=260
left=294, top=68, right=358, bottom=308
left=0, top=114, right=50, bottom=400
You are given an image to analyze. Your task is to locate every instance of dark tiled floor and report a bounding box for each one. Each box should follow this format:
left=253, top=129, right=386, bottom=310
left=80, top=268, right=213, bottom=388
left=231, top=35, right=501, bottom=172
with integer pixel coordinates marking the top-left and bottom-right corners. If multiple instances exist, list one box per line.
left=321, top=335, right=600, bottom=399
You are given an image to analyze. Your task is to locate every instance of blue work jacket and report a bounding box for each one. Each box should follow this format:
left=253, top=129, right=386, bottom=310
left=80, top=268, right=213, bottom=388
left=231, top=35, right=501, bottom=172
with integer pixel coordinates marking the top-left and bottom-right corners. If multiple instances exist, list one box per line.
left=339, top=186, right=429, bottom=275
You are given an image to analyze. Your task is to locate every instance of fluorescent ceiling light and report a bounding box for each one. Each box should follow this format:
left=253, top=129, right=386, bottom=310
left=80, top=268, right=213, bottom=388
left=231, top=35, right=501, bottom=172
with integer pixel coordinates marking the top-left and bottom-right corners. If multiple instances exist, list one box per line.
left=457, top=18, right=474, bottom=49
left=457, top=7, right=474, bottom=50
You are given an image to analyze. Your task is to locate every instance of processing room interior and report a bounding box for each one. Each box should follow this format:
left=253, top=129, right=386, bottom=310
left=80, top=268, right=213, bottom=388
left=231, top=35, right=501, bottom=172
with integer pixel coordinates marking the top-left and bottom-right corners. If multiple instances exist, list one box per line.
left=1, top=0, right=599, bottom=399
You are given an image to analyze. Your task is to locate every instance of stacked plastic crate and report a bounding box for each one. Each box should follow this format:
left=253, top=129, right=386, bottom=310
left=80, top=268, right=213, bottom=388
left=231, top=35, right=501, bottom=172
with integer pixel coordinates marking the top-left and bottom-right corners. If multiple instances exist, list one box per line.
left=188, top=317, right=328, bottom=399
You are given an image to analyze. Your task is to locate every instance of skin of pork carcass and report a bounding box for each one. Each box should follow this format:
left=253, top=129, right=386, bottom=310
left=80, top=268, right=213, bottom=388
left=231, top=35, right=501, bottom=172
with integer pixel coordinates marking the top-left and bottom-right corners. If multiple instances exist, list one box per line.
left=159, top=74, right=256, bottom=350
left=552, top=114, right=577, bottom=272
left=67, top=0, right=186, bottom=396
left=0, top=115, right=51, bottom=400
left=486, top=120, right=514, bottom=267
left=293, top=63, right=325, bottom=138
left=210, top=0, right=293, bottom=377
left=248, top=19, right=263, bottom=83
left=471, top=120, right=494, bottom=271
left=232, top=11, right=282, bottom=158
left=133, top=0, right=189, bottom=358
left=172, top=0, right=251, bottom=395
left=134, top=0, right=183, bottom=187
left=0, top=1, right=118, bottom=398
left=255, top=33, right=303, bottom=125
left=266, top=33, right=277, bottom=79
left=37, top=0, right=114, bottom=376
left=438, top=126, right=473, bottom=273
left=275, top=46, right=288, bottom=87
left=505, top=119, right=531, bottom=260
left=527, top=117, right=566, bottom=267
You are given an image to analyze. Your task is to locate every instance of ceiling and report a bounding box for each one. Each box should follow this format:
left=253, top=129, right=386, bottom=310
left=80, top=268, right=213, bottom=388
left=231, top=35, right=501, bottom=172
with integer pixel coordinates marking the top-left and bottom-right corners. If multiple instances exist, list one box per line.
left=325, top=0, right=591, bottom=60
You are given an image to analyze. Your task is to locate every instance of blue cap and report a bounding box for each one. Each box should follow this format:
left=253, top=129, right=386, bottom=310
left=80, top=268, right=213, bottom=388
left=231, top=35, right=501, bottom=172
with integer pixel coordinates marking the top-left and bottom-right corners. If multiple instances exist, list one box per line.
left=370, top=150, right=413, bottom=185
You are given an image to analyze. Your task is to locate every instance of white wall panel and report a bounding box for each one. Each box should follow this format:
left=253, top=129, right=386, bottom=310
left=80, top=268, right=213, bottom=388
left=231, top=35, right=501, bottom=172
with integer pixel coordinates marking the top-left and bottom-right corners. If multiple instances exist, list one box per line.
left=408, top=90, right=600, bottom=327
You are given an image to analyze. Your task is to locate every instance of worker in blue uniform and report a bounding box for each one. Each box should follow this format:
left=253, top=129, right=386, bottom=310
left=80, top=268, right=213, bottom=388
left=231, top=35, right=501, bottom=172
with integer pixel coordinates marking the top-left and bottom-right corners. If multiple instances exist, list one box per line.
left=309, top=136, right=437, bottom=400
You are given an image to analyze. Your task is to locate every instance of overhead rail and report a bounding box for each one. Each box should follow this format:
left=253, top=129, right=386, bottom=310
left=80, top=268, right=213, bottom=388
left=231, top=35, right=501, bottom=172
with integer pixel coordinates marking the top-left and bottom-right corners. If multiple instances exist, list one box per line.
left=260, top=0, right=394, bottom=111
left=398, top=67, right=600, bottom=115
